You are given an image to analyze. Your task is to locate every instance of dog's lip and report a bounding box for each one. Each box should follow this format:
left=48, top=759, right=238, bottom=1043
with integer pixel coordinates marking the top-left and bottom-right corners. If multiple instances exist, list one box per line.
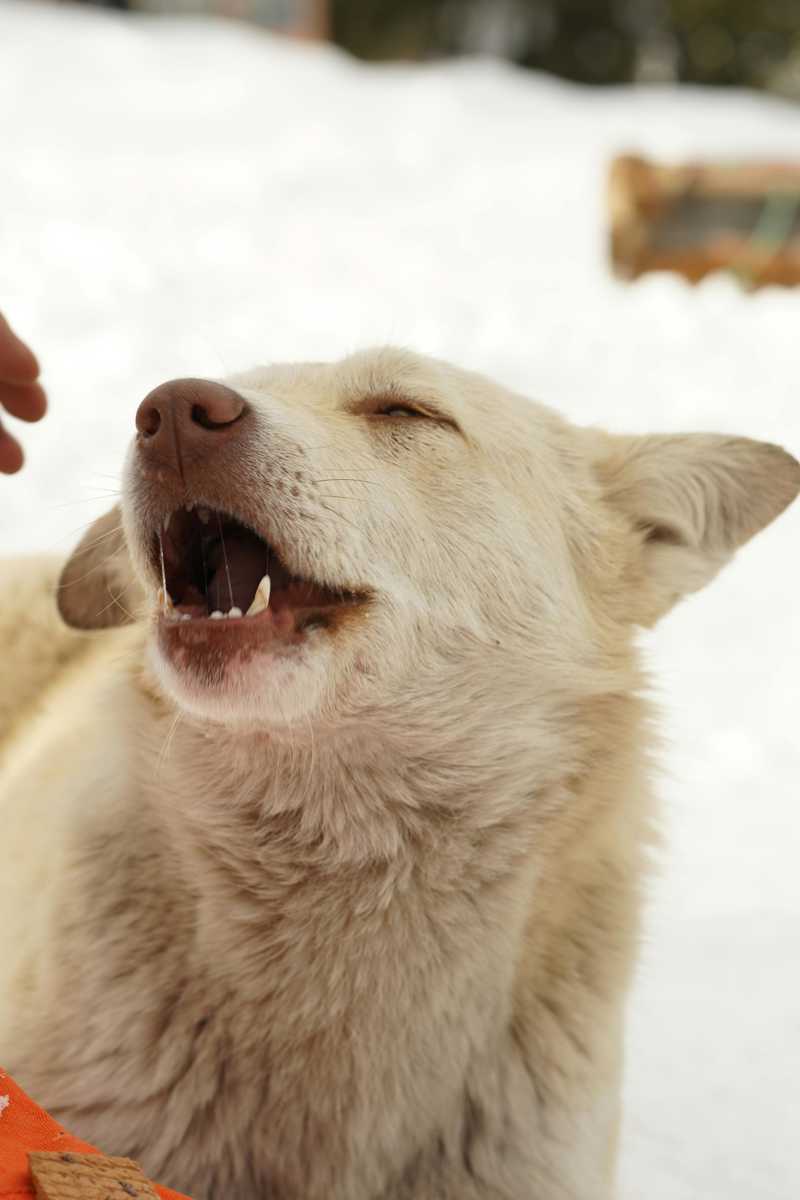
left=156, top=599, right=339, bottom=643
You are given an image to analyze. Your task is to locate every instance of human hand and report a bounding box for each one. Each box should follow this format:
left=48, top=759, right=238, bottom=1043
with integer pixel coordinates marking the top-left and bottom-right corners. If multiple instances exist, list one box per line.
left=0, top=313, right=47, bottom=473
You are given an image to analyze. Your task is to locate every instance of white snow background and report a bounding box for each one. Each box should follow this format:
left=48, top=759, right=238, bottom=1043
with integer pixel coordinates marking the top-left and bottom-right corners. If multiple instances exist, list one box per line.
left=1, top=1, right=798, bottom=1195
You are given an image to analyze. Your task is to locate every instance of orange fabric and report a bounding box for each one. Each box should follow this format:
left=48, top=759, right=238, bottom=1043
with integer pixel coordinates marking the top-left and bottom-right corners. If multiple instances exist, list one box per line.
left=0, top=1071, right=190, bottom=1200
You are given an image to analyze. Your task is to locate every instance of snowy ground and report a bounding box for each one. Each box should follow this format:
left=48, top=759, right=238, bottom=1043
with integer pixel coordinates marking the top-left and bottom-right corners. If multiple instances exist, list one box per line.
left=1, top=2, right=798, bottom=1196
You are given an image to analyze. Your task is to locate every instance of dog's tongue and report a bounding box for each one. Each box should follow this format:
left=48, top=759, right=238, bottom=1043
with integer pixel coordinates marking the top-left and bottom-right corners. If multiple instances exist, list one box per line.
left=207, top=533, right=267, bottom=613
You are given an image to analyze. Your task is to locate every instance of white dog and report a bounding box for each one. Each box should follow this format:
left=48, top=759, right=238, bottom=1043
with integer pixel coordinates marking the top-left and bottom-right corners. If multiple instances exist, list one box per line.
left=1, top=347, right=797, bottom=1199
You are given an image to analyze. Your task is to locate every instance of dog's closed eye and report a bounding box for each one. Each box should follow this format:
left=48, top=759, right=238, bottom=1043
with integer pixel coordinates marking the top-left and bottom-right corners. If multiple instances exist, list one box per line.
left=358, top=394, right=460, bottom=433
left=378, top=403, right=421, bottom=419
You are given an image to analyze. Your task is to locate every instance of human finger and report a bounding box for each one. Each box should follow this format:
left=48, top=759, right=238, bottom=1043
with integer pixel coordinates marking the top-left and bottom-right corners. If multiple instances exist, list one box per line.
left=0, top=313, right=41, bottom=385
left=0, top=380, right=48, bottom=423
left=0, top=419, right=25, bottom=473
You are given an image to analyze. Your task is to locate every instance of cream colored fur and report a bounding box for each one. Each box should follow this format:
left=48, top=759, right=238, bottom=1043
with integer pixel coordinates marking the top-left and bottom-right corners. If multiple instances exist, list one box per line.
left=0, top=348, right=797, bottom=1200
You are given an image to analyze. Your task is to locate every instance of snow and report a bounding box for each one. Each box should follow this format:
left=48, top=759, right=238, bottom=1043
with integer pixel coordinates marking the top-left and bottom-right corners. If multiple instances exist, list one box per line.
left=1, top=2, right=798, bottom=1195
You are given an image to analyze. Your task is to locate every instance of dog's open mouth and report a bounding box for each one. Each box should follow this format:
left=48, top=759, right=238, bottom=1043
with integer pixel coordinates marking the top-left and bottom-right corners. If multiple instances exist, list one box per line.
left=151, top=504, right=364, bottom=637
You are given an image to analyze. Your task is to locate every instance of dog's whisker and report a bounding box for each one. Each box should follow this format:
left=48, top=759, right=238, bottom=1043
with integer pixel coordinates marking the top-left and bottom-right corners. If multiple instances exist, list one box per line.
left=216, top=512, right=235, bottom=613
left=75, top=523, right=124, bottom=549
left=57, top=527, right=124, bottom=562
left=62, top=519, right=124, bottom=546
left=302, top=445, right=378, bottom=462
left=311, top=477, right=383, bottom=487
left=201, top=534, right=209, bottom=616
left=157, top=711, right=184, bottom=777
left=49, top=492, right=123, bottom=510
left=318, top=501, right=362, bottom=534
left=55, top=557, right=111, bottom=592
left=310, top=476, right=404, bottom=502
left=314, top=494, right=369, bottom=503
left=93, top=585, right=136, bottom=624
left=158, top=533, right=168, bottom=609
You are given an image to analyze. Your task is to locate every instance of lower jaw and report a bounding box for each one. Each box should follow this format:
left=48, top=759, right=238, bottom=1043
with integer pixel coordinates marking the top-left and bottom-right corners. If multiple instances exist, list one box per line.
left=157, top=603, right=327, bottom=658
left=153, top=597, right=370, bottom=685
left=151, top=623, right=316, bottom=717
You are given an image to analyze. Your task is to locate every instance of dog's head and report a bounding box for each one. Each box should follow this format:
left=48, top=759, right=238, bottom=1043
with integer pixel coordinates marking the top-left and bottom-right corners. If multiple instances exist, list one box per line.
left=58, top=348, right=800, bottom=732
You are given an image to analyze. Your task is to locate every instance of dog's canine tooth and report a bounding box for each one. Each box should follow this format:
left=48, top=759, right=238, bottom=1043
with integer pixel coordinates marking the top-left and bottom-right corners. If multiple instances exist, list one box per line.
left=246, top=593, right=266, bottom=618
left=246, top=575, right=271, bottom=617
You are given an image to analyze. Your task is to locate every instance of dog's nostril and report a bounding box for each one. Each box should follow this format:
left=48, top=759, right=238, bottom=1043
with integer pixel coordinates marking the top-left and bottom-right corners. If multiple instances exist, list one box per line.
left=191, top=403, right=221, bottom=431
left=137, top=403, right=161, bottom=438
left=190, top=397, right=245, bottom=431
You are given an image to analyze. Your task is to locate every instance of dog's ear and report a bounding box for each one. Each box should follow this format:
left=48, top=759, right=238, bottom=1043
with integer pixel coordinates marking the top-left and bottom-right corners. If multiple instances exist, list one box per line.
left=57, top=505, right=143, bottom=630
left=593, top=432, right=800, bottom=625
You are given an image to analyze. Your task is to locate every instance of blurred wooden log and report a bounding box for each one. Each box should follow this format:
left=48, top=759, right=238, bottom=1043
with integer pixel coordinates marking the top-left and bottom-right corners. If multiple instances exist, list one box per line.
left=609, top=155, right=800, bottom=288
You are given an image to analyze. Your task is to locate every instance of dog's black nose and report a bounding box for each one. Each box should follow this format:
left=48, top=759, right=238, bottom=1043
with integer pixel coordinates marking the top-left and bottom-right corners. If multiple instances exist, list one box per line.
left=135, top=378, right=248, bottom=475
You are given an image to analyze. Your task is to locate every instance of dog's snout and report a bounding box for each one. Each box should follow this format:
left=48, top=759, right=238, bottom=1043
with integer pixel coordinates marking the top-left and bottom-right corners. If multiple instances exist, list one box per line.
left=135, top=378, right=248, bottom=477
left=136, top=378, right=246, bottom=441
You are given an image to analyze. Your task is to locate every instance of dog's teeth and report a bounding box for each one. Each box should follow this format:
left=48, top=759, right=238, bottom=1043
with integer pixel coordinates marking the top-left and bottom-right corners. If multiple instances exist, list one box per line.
left=210, top=610, right=224, bottom=619
left=181, top=613, right=191, bottom=621
left=228, top=607, right=243, bottom=618
left=185, top=501, right=194, bottom=512
left=198, top=507, right=211, bottom=525
left=246, top=574, right=271, bottom=617
left=163, top=513, right=172, bottom=533
left=246, top=593, right=266, bottom=618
